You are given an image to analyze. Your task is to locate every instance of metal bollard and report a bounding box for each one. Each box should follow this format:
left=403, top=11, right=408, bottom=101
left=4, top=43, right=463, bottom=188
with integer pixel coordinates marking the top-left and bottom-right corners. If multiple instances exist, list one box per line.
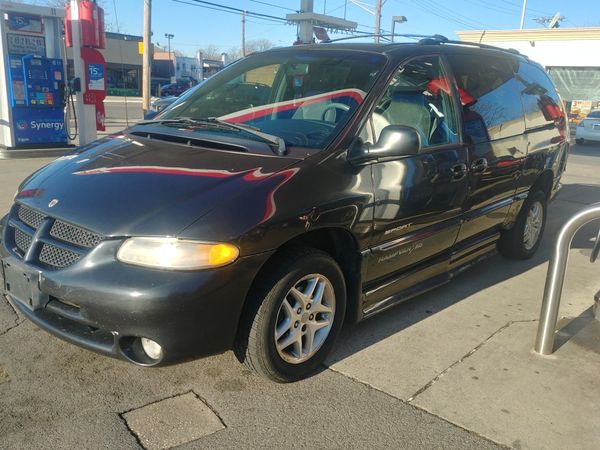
left=534, top=202, right=600, bottom=355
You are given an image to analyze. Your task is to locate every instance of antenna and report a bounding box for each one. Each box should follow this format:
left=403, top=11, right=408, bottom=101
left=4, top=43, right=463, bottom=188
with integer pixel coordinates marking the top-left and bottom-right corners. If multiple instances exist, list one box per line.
left=534, top=12, right=565, bottom=29
left=548, top=12, right=561, bottom=29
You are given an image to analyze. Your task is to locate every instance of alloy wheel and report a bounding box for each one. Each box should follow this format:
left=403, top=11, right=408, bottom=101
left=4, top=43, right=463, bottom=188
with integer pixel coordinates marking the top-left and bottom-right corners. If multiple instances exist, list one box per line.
left=274, top=274, right=336, bottom=364
left=523, top=200, right=544, bottom=250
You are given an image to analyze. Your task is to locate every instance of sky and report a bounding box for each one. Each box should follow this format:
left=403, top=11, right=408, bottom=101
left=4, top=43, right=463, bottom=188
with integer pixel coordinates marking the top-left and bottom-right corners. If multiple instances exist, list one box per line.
left=87, top=1, right=600, bottom=56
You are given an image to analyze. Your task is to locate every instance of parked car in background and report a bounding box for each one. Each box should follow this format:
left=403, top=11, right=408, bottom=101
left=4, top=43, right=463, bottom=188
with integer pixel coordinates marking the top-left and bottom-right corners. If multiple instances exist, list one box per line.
left=576, top=110, right=600, bottom=144
left=159, top=78, right=196, bottom=97
left=145, top=80, right=207, bottom=120
left=1, top=38, right=568, bottom=382
left=150, top=95, right=178, bottom=113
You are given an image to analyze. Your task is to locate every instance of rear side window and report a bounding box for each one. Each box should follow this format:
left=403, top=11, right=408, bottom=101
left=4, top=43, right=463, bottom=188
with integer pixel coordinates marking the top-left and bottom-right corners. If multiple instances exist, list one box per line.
left=447, top=54, right=525, bottom=144
left=516, top=62, right=564, bottom=129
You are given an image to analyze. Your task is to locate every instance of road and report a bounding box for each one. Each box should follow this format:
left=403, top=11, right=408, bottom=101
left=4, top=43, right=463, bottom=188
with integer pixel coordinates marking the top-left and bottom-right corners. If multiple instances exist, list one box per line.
left=1, top=108, right=600, bottom=449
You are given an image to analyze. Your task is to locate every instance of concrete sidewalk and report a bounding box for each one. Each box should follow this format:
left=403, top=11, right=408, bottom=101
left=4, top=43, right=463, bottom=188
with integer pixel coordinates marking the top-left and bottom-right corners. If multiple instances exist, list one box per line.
left=327, top=147, right=600, bottom=449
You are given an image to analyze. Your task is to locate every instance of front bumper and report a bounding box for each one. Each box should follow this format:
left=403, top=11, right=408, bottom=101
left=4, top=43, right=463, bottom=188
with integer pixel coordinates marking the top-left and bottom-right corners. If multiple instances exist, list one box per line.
left=1, top=236, right=271, bottom=365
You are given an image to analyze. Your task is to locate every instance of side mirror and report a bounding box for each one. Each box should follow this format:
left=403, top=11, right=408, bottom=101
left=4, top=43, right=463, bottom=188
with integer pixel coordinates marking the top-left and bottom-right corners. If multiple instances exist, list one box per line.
left=348, top=125, right=421, bottom=164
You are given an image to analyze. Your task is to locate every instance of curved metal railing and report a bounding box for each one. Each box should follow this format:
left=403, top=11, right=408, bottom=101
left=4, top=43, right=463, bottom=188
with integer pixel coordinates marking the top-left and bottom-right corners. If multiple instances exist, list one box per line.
left=534, top=202, right=600, bottom=355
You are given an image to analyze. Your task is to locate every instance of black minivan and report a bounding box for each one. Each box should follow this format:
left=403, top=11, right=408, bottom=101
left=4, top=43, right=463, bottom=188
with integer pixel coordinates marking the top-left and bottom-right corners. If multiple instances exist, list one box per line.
left=1, top=38, right=568, bottom=381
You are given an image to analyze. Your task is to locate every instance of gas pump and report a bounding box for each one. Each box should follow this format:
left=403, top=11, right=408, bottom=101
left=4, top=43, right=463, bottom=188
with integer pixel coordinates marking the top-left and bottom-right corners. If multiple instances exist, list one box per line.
left=0, top=3, right=69, bottom=150
left=0, top=1, right=105, bottom=153
left=8, top=54, right=67, bottom=146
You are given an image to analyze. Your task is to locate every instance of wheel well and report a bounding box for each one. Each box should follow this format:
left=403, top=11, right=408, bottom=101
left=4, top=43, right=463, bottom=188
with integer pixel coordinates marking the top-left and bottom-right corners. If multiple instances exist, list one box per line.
left=532, top=170, right=553, bottom=199
left=244, top=228, right=363, bottom=326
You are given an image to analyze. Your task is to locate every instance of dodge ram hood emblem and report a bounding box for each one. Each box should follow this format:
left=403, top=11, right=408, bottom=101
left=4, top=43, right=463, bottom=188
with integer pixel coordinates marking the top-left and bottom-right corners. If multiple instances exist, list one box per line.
left=48, top=199, right=59, bottom=208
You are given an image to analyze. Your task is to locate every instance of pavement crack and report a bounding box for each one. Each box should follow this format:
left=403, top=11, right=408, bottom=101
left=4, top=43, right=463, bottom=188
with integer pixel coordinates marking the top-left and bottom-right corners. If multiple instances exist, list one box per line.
left=325, top=365, right=509, bottom=449
left=406, top=319, right=538, bottom=403
left=0, top=320, right=24, bottom=338
left=190, top=390, right=227, bottom=429
left=118, top=413, right=147, bottom=450
left=0, top=295, right=25, bottom=338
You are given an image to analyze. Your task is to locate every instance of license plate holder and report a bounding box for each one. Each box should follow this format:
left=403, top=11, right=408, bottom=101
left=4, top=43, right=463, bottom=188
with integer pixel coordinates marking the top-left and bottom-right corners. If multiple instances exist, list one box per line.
left=1, top=257, right=48, bottom=311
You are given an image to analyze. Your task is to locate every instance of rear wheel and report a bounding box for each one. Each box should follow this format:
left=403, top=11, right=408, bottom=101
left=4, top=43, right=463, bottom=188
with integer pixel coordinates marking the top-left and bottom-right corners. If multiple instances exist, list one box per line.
left=498, top=190, right=547, bottom=259
left=235, top=248, right=346, bottom=382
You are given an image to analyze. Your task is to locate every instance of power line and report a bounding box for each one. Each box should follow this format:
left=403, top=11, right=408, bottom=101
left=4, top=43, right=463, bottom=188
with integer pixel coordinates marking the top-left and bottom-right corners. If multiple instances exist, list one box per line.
left=249, top=0, right=297, bottom=12
left=406, top=0, right=488, bottom=29
left=417, top=0, right=491, bottom=29
left=497, top=0, right=554, bottom=16
left=172, top=0, right=288, bottom=22
left=463, top=0, right=523, bottom=17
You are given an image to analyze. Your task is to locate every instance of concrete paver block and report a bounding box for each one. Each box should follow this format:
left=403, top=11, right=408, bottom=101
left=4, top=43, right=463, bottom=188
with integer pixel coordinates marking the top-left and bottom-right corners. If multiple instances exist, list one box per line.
left=413, top=319, right=600, bottom=450
left=122, top=391, right=225, bottom=449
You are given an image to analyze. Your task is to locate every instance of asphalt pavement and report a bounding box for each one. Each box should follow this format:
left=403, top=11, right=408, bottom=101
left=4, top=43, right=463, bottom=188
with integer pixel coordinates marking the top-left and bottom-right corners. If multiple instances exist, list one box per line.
left=1, top=102, right=600, bottom=449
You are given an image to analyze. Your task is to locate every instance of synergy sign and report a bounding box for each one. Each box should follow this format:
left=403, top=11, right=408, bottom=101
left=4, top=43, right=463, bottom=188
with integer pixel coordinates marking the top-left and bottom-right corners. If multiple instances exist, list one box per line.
left=12, top=108, right=66, bottom=145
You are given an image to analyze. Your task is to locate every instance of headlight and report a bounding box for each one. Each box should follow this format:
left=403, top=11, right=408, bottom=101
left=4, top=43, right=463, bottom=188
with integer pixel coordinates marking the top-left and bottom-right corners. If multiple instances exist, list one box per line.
left=116, top=237, right=239, bottom=270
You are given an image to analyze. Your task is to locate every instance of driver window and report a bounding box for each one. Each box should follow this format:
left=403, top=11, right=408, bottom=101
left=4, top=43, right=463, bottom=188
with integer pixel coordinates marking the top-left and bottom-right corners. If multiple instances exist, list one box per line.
left=371, top=56, right=458, bottom=148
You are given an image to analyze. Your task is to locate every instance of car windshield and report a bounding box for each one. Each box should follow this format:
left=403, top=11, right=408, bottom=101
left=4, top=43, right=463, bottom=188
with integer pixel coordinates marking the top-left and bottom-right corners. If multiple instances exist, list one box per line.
left=159, top=50, right=387, bottom=149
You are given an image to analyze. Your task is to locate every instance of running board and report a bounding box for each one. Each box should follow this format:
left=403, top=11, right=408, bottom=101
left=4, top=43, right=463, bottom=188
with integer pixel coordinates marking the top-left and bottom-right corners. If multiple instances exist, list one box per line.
left=362, top=234, right=499, bottom=319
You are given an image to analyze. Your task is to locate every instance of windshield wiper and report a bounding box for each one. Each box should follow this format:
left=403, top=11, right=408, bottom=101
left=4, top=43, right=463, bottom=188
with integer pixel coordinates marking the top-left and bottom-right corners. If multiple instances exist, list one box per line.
left=137, top=117, right=286, bottom=155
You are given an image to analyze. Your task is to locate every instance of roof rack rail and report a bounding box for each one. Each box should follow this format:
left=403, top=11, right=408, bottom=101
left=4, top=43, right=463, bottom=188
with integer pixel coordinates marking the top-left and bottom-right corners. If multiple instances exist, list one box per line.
left=418, top=35, right=527, bottom=58
left=319, top=33, right=527, bottom=59
left=322, top=33, right=443, bottom=44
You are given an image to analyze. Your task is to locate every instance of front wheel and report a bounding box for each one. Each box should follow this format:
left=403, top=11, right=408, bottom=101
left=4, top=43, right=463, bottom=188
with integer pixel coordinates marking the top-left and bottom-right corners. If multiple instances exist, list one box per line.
left=234, top=248, right=346, bottom=382
left=498, top=190, right=547, bottom=259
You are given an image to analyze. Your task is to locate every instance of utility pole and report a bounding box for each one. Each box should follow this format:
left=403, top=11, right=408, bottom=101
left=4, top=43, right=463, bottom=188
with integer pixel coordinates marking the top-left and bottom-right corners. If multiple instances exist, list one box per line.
left=374, top=0, right=382, bottom=43
left=142, top=0, right=151, bottom=115
left=299, top=0, right=314, bottom=44
left=520, top=0, right=527, bottom=29
left=242, top=10, right=246, bottom=57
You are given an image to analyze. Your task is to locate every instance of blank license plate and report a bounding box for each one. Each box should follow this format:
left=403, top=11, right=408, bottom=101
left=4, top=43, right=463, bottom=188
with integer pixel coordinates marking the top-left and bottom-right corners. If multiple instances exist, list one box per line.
left=1, top=257, right=47, bottom=310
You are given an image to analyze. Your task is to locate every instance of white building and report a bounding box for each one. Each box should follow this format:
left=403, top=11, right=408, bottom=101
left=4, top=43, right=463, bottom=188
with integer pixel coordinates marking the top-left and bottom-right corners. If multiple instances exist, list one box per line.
left=174, top=55, right=201, bottom=82
left=457, top=28, right=600, bottom=103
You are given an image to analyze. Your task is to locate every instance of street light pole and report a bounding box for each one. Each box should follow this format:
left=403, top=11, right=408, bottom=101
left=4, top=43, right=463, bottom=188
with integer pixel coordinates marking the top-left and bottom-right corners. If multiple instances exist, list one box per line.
left=391, top=15, right=407, bottom=42
left=520, top=0, right=528, bottom=29
left=165, top=33, right=174, bottom=80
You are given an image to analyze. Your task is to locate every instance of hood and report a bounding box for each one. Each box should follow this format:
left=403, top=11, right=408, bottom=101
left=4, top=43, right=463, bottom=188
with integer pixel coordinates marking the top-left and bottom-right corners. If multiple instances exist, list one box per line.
left=15, top=132, right=302, bottom=237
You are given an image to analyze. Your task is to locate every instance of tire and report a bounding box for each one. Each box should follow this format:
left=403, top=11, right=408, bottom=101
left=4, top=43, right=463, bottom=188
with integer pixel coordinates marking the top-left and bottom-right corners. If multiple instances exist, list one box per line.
left=498, top=190, right=547, bottom=260
left=576, top=138, right=584, bottom=145
left=234, top=248, right=346, bottom=382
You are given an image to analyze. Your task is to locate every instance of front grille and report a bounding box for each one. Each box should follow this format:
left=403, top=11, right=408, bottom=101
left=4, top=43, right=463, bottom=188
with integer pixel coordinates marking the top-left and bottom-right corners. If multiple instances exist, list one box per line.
left=14, top=228, right=33, bottom=255
left=50, top=220, right=103, bottom=248
left=39, top=244, right=82, bottom=268
left=6, top=204, right=105, bottom=271
left=18, top=205, right=45, bottom=229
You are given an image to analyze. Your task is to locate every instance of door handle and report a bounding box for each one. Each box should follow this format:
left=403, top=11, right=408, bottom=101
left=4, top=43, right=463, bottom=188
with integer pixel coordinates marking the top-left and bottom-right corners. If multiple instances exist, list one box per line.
left=450, top=163, right=467, bottom=181
left=471, top=158, right=488, bottom=173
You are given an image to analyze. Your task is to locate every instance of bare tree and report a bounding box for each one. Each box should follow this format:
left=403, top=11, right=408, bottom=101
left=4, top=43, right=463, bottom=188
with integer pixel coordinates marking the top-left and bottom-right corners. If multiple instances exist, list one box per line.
left=199, top=44, right=223, bottom=60
left=227, top=39, right=274, bottom=62
left=246, top=39, right=274, bottom=53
